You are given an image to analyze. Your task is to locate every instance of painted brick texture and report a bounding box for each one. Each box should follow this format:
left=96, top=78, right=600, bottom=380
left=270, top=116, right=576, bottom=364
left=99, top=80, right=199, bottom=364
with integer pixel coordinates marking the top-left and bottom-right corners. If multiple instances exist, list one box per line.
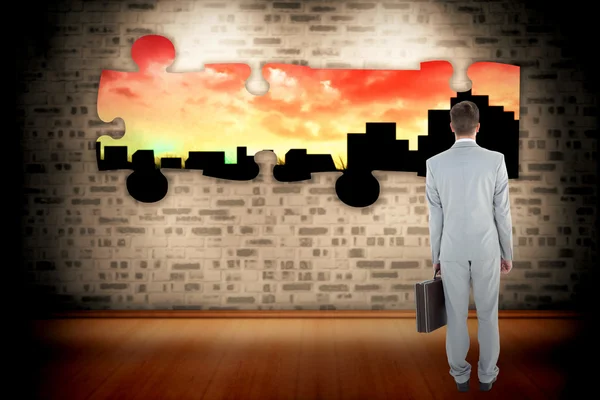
left=17, top=0, right=597, bottom=311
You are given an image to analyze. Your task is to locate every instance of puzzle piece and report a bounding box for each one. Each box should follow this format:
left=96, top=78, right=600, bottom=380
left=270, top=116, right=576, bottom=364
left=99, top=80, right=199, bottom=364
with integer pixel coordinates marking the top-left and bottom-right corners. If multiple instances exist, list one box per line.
left=96, top=35, right=520, bottom=207
left=96, top=35, right=255, bottom=161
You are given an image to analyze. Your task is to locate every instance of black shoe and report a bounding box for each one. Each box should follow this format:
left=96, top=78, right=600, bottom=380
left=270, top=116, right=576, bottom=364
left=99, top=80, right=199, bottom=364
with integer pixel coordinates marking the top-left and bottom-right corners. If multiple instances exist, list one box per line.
left=456, top=380, right=469, bottom=392
left=479, top=377, right=497, bottom=391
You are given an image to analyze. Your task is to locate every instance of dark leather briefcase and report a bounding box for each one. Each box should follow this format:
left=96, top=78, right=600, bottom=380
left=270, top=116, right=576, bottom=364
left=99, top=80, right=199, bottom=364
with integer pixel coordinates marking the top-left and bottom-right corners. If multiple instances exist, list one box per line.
left=415, top=270, right=447, bottom=333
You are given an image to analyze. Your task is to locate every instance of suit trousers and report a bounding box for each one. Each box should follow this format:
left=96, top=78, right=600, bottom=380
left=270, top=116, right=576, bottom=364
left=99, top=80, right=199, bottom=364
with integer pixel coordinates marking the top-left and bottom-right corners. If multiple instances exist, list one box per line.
left=440, top=258, right=501, bottom=384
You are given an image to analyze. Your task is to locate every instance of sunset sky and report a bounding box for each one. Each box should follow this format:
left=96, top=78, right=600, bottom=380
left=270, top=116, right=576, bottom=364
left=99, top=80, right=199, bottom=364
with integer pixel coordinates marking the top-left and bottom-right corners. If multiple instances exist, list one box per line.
left=97, top=35, right=520, bottom=167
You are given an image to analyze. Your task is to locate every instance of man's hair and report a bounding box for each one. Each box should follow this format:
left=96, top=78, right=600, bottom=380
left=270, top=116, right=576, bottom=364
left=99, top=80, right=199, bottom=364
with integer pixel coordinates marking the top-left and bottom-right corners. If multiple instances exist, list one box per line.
left=450, top=101, right=479, bottom=136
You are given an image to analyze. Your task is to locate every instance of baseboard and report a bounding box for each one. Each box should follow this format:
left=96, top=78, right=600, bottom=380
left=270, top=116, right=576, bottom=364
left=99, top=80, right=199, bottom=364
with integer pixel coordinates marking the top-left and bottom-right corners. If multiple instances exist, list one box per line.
left=35, top=310, right=583, bottom=319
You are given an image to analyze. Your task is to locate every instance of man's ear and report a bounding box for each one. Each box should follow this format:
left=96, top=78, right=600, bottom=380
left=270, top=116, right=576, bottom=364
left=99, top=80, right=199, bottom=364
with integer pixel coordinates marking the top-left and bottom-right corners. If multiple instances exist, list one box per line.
left=449, top=122, right=454, bottom=132
left=476, top=123, right=480, bottom=132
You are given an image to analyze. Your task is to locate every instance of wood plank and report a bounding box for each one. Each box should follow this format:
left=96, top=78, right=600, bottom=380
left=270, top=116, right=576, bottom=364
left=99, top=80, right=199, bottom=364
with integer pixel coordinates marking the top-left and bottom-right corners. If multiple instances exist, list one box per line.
left=500, top=319, right=584, bottom=399
left=32, top=319, right=145, bottom=400
left=293, top=319, right=338, bottom=400
left=239, top=319, right=302, bottom=400
left=141, top=319, right=240, bottom=400
left=61, top=319, right=166, bottom=400
left=199, top=319, right=265, bottom=400
left=397, top=319, right=465, bottom=399
left=28, top=318, right=582, bottom=399
left=86, top=319, right=198, bottom=400
left=358, top=320, right=433, bottom=400
left=42, top=310, right=583, bottom=319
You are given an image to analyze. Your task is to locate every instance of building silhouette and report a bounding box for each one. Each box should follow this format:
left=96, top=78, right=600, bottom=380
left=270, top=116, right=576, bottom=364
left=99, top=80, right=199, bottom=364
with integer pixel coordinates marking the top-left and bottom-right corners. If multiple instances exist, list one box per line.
left=417, top=90, right=519, bottom=178
left=95, top=90, right=519, bottom=207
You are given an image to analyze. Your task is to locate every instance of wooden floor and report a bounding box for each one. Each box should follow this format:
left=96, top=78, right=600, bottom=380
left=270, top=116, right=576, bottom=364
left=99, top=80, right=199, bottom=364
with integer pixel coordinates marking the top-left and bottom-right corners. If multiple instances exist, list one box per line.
left=24, top=317, right=588, bottom=400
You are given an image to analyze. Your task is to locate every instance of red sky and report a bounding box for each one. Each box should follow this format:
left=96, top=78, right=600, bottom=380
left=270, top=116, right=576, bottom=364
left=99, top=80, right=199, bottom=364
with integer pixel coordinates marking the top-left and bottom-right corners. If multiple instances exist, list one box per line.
left=97, top=35, right=520, bottom=166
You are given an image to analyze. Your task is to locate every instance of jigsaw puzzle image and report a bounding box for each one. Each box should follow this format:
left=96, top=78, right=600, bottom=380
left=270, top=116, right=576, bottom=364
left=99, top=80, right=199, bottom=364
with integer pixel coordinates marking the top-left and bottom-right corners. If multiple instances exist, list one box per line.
left=96, top=35, right=520, bottom=208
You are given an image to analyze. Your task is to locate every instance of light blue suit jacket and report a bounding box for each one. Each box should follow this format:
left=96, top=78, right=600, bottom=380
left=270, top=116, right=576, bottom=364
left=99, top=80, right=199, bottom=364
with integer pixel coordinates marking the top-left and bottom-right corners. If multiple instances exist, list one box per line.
left=425, top=139, right=514, bottom=264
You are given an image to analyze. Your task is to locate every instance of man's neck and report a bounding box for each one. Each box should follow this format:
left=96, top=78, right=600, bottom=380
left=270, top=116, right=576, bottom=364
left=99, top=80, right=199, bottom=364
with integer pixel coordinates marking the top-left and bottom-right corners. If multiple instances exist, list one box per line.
left=455, top=136, right=476, bottom=141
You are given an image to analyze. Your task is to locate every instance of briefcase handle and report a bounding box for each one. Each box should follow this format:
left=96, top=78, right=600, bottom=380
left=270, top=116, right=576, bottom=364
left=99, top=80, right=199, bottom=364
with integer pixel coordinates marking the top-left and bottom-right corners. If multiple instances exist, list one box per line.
left=433, top=269, right=441, bottom=280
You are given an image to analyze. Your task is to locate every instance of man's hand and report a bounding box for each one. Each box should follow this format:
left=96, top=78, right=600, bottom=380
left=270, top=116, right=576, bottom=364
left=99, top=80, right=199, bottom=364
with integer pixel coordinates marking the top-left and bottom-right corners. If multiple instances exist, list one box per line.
left=500, top=259, right=512, bottom=275
left=433, top=263, right=441, bottom=276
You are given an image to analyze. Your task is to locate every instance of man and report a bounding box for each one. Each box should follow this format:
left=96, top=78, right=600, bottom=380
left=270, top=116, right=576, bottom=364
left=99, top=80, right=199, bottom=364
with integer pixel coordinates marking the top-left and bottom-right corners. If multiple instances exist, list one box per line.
left=425, top=100, right=514, bottom=393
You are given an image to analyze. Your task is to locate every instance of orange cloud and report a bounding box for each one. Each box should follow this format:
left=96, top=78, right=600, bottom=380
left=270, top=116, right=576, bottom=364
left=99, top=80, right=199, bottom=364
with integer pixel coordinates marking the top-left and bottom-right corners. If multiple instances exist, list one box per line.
left=185, top=97, right=207, bottom=105
left=468, top=62, right=520, bottom=119
left=111, top=87, right=138, bottom=98
left=96, top=35, right=520, bottom=164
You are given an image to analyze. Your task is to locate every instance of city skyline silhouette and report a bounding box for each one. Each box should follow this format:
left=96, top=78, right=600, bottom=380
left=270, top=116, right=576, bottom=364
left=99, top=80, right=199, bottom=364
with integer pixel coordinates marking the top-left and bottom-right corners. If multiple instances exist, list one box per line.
left=97, top=90, right=519, bottom=207
left=96, top=35, right=519, bottom=170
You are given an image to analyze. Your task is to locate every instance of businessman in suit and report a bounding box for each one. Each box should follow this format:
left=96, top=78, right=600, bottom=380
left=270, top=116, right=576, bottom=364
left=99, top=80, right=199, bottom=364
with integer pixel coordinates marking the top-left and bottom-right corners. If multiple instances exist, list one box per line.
left=425, top=101, right=514, bottom=392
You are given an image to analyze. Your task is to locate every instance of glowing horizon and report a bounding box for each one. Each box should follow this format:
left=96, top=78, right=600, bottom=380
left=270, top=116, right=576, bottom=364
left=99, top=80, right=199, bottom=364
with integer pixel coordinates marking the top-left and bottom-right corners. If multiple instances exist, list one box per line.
left=96, top=35, right=520, bottom=169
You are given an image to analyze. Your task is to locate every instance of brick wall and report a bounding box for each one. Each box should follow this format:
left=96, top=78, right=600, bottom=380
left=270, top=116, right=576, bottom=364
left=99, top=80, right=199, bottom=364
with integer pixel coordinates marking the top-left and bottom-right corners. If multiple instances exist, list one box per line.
left=16, top=0, right=597, bottom=312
